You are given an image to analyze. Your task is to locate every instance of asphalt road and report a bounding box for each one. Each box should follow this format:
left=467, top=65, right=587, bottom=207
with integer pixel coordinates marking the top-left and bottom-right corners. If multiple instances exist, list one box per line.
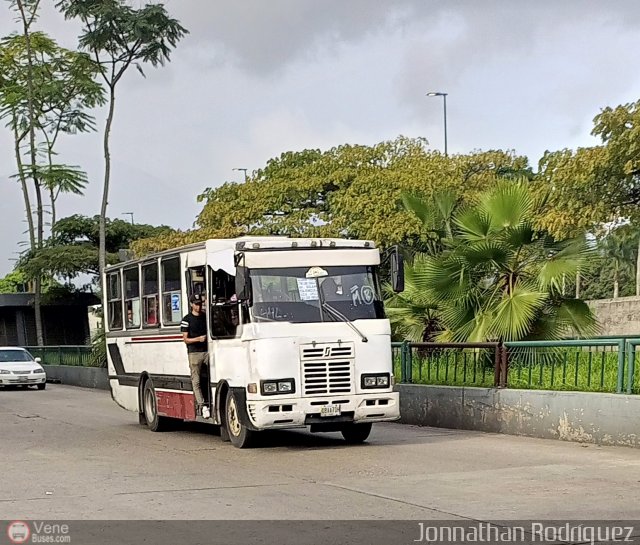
left=2, top=385, right=640, bottom=523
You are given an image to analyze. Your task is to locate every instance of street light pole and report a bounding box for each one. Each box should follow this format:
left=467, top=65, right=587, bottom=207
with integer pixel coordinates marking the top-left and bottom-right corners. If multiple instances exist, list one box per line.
left=122, top=212, right=134, bottom=225
left=426, top=91, right=448, bottom=156
left=233, top=167, right=249, bottom=182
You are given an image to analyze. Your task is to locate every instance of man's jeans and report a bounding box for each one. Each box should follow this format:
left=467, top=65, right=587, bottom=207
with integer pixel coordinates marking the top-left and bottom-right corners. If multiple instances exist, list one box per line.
left=188, top=351, right=209, bottom=407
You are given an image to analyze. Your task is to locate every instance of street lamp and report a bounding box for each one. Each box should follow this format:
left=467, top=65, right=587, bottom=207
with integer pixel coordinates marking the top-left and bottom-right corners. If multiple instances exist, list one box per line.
left=122, top=212, right=134, bottom=225
left=426, top=91, right=448, bottom=156
left=232, top=167, right=249, bottom=182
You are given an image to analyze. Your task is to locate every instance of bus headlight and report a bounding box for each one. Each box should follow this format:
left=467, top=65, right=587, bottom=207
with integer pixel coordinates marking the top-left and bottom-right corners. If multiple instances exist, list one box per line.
left=361, top=373, right=390, bottom=389
left=261, top=379, right=296, bottom=395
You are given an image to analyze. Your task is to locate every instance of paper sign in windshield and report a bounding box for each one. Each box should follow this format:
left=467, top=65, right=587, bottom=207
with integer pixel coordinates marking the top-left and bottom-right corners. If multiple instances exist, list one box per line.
left=297, top=278, right=319, bottom=301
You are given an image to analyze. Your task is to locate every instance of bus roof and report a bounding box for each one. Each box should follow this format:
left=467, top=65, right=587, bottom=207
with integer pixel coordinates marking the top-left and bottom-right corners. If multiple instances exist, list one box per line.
left=105, top=236, right=377, bottom=271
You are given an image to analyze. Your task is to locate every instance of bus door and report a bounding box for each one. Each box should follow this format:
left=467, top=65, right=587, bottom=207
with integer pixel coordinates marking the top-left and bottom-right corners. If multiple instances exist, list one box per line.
left=185, top=265, right=212, bottom=411
left=207, top=266, right=246, bottom=415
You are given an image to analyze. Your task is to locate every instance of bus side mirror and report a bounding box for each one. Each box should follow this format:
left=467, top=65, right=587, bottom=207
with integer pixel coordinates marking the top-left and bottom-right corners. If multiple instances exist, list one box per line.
left=235, top=266, right=252, bottom=306
left=390, top=247, right=404, bottom=293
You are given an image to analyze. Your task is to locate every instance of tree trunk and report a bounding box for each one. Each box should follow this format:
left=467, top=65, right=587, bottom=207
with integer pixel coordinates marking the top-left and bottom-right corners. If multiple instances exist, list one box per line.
left=46, top=142, right=57, bottom=233
left=636, top=238, right=640, bottom=296
left=13, top=125, right=36, bottom=250
left=99, top=86, right=116, bottom=291
left=575, top=270, right=581, bottom=299
left=16, top=0, right=44, bottom=346
left=50, top=187, right=57, bottom=232
left=614, top=263, right=620, bottom=299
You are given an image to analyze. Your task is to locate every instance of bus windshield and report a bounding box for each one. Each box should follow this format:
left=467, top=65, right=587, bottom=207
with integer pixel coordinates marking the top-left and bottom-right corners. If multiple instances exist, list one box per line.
left=249, top=265, right=384, bottom=323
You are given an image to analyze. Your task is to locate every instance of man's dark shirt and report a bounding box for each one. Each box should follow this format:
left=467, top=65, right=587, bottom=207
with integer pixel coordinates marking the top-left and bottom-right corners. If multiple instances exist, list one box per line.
left=181, top=312, right=207, bottom=353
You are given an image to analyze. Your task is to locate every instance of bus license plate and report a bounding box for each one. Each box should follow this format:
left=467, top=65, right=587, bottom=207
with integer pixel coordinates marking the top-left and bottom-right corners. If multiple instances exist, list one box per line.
left=320, top=405, right=341, bottom=417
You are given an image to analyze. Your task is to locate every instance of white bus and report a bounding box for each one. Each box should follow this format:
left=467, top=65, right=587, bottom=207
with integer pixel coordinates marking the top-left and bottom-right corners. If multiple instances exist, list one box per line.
left=104, top=237, right=404, bottom=448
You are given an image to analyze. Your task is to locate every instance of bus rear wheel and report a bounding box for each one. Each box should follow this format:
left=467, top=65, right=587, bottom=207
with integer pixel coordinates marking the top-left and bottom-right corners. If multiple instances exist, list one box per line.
left=225, top=391, right=255, bottom=448
left=143, top=378, right=169, bottom=432
left=341, top=423, right=372, bottom=444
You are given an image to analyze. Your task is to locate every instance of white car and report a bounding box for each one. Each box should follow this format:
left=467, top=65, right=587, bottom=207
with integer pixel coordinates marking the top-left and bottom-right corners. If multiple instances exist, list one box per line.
left=0, top=347, right=47, bottom=390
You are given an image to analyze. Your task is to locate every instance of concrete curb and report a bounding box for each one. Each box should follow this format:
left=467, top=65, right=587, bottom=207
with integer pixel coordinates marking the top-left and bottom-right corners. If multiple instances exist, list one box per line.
left=397, top=383, right=640, bottom=448
left=44, top=365, right=109, bottom=390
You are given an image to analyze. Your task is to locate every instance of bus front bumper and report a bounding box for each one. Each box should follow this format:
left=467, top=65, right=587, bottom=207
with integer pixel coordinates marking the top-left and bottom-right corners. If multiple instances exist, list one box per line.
left=245, top=392, right=400, bottom=430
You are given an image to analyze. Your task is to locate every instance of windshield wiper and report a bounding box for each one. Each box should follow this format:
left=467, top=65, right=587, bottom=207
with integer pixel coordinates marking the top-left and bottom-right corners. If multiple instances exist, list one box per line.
left=320, top=300, right=368, bottom=343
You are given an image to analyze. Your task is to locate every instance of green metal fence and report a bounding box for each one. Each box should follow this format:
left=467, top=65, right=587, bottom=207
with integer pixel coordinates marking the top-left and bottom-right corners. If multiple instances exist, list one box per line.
left=504, top=339, right=626, bottom=393
left=394, top=338, right=640, bottom=394
left=392, top=341, right=504, bottom=387
left=24, top=346, right=94, bottom=367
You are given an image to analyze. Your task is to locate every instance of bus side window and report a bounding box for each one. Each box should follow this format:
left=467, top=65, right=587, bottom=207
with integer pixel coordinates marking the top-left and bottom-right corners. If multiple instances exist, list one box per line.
left=124, top=267, right=141, bottom=329
left=161, top=257, right=182, bottom=325
left=107, top=271, right=123, bottom=330
left=142, top=262, right=159, bottom=327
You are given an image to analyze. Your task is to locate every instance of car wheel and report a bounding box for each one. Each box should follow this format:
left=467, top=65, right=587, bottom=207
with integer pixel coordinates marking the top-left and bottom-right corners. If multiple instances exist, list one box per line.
left=225, top=391, right=255, bottom=448
left=37, top=383, right=46, bottom=390
left=341, top=423, right=372, bottom=444
left=143, top=378, right=169, bottom=432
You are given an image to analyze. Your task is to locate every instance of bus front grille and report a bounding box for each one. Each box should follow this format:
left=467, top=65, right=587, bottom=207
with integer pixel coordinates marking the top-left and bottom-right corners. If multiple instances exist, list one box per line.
left=300, top=342, right=355, bottom=396
left=302, top=360, right=353, bottom=395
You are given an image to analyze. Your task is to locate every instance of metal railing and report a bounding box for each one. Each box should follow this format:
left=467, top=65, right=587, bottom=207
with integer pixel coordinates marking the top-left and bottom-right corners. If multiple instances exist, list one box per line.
left=394, top=338, right=640, bottom=394
left=504, top=339, right=626, bottom=393
left=24, top=345, right=94, bottom=367
left=392, top=341, right=505, bottom=387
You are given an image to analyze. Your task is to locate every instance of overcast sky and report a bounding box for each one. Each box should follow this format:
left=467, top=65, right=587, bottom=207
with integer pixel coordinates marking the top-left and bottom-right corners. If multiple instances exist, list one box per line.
left=2, top=0, right=640, bottom=276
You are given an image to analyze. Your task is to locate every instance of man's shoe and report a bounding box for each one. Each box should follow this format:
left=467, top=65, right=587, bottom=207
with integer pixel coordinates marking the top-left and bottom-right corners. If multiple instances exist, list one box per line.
left=202, top=406, right=211, bottom=419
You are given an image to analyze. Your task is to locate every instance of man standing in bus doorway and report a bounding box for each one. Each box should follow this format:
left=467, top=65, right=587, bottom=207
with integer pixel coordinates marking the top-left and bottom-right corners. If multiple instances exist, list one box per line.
left=181, top=293, right=211, bottom=419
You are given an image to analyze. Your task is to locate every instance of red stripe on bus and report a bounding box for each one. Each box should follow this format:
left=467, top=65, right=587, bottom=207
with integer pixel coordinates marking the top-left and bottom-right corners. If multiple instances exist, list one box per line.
left=131, top=335, right=183, bottom=342
left=156, top=390, right=196, bottom=420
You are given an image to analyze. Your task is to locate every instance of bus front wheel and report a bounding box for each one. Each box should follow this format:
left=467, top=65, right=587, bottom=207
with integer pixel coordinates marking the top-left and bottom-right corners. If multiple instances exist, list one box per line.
left=341, top=423, right=372, bottom=444
left=225, top=391, right=255, bottom=448
left=143, top=379, right=169, bottom=432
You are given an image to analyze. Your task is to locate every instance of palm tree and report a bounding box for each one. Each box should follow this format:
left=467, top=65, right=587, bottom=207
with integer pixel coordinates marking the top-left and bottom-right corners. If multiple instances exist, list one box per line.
left=384, top=254, right=441, bottom=342
left=398, top=181, right=597, bottom=342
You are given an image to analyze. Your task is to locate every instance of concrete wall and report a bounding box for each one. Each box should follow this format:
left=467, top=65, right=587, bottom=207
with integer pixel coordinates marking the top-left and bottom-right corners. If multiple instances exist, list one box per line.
left=398, top=384, right=640, bottom=448
left=44, top=365, right=109, bottom=390
left=588, top=296, right=640, bottom=337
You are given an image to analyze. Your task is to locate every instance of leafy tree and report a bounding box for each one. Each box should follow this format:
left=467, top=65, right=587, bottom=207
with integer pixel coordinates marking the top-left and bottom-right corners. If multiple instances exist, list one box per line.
left=401, top=181, right=597, bottom=342
left=56, top=0, right=188, bottom=285
left=1, top=2, right=104, bottom=345
left=600, top=225, right=637, bottom=299
left=592, top=100, right=640, bottom=295
left=579, top=254, right=636, bottom=301
left=534, top=147, right=612, bottom=238
left=0, top=270, right=29, bottom=293
left=0, top=269, right=64, bottom=294
left=20, top=214, right=175, bottom=281
left=534, top=100, right=640, bottom=298
left=578, top=225, right=640, bottom=300
left=132, top=138, right=531, bottom=255
left=6, top=0, right=46, bottom=344
left=0, top=31, right=103, bottom=230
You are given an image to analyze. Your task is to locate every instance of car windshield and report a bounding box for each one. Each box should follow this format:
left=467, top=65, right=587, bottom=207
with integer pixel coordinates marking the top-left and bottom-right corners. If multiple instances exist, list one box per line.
left=249, top=265, right=384, bottom=323
left=0, top=349, right=33, bottom=362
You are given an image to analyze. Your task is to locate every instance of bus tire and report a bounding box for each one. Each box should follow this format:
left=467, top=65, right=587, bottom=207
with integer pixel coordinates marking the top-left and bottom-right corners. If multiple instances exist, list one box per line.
left=341, top=423, right=372, bottom=444
left=225, top=390, right=255, bottom=448
left=219, top=424, right=230, bottom=442
left=143, top=378, right=169, bottom=432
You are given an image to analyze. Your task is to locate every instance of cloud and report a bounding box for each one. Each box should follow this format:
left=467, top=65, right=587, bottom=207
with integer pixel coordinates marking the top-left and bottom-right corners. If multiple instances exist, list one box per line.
left=2, top=0, right=640, bottom=275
